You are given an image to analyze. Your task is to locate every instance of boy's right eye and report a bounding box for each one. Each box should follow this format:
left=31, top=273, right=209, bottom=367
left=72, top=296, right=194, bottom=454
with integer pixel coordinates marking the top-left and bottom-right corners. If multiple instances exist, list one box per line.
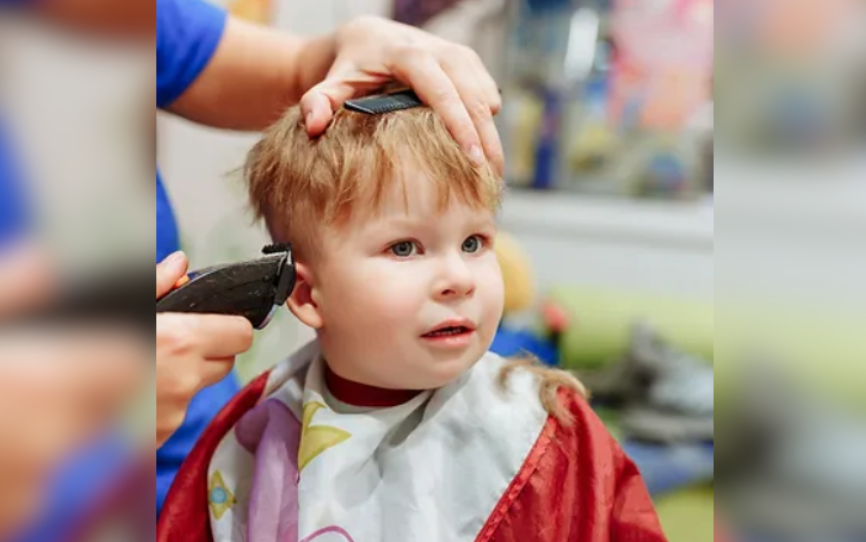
left=389, top=241, right=418, bottom=257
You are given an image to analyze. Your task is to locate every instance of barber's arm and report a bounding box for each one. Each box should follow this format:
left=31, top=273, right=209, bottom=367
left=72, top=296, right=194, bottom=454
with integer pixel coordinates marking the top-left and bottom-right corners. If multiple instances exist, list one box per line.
left=26, top=0, right=503, bottom=170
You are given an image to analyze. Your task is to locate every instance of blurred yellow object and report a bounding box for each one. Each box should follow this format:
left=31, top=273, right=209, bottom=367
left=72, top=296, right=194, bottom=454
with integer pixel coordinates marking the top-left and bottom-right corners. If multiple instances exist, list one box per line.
left=228, top=0, right=272, bottom=25
left=503, top=90, right=543, bottom=185
left=494, top=232, right=535, bottom=314
left=655, top=487, right=714, bottom=542
left=569, top=122, right=619, bottom=173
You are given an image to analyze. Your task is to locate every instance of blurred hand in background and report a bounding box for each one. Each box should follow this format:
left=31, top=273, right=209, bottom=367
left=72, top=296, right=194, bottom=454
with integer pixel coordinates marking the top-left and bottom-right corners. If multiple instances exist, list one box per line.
left=0, top=243, right=148, bottom=538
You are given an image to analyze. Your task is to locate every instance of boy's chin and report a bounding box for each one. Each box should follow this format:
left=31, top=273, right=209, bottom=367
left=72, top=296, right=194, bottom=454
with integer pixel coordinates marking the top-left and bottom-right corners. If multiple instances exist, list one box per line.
left=413, top=352, right=484, bottom=389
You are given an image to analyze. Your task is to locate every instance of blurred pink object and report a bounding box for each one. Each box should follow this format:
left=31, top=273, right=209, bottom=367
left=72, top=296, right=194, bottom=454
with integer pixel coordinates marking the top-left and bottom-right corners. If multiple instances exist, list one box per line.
left=610, top=0, right=713, bottom=130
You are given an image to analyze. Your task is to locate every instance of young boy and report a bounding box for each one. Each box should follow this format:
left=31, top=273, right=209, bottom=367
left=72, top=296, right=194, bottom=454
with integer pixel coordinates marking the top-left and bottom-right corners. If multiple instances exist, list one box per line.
left=157, top=99, right=667, bottom=542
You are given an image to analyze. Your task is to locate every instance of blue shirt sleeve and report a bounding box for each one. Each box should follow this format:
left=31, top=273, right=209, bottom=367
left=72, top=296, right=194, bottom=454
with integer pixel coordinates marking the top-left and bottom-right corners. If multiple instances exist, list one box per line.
left=155, top=0, right=236, bottom=518
left=157, top=0, right=228, bottom=109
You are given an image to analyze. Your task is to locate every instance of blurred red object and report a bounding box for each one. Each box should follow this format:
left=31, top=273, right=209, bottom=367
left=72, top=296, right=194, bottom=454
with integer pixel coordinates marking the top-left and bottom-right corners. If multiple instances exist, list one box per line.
left=541, top=299, right=570, bottom=334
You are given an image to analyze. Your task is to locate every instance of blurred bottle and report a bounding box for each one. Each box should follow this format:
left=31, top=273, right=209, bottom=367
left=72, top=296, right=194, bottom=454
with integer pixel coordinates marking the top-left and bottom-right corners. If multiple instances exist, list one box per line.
left=559, top=10, right=622, bottom=195
left=501, top=0, right=586, bottom=189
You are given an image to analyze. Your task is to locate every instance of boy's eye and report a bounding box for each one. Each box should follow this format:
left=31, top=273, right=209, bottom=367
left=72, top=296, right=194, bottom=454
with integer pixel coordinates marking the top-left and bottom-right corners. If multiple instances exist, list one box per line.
left=462, top=235, right=484, bottom=253
left=390, top=241, right=418, bottom=257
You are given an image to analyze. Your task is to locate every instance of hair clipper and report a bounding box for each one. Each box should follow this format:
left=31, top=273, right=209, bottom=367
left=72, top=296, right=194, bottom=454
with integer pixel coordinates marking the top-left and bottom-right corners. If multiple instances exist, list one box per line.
left=156, top=243, right=296, bottom=330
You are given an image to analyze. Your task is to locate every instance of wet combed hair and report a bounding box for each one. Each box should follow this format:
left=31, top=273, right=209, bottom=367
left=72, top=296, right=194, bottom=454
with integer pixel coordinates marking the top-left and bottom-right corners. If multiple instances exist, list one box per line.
left=243, top=104, right=585, bottom=423
left=244, top=106, right=502, bottom=262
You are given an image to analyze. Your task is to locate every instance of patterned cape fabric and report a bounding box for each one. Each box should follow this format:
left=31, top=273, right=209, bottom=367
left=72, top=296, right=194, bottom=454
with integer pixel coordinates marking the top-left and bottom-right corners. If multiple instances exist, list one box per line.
left=158, top=341, right=668, bottom=542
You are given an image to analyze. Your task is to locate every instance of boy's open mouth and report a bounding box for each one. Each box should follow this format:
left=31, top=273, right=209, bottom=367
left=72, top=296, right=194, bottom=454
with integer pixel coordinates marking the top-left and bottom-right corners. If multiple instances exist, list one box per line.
left=422, top=326, right=472, bottom=338
left=422, top=319, right=477, bottom=339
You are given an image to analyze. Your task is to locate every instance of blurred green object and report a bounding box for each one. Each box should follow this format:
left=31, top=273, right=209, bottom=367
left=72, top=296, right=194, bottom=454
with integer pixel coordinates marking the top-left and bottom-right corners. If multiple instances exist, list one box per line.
left=549, top=285, right=866, bottom=410
left=655, top=487, right=715, bottom=542
left=547, top=286, right=713, bottom=370
left=715, top=302, right=866, bottom=412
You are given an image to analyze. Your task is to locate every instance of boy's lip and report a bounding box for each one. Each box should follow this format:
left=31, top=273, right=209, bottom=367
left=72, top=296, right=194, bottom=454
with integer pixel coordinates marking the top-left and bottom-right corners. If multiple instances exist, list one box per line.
left=421, top=318, right=477, bottom=336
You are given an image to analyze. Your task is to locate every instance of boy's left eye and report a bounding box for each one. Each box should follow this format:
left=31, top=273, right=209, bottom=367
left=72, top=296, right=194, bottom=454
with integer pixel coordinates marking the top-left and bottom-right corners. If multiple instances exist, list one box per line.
left=462, top=235, right=484, bottom=253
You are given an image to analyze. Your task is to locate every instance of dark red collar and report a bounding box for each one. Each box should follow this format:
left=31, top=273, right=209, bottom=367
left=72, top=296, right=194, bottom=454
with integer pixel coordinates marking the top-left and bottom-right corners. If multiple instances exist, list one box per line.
left=324, top=364, right=422, bottom=408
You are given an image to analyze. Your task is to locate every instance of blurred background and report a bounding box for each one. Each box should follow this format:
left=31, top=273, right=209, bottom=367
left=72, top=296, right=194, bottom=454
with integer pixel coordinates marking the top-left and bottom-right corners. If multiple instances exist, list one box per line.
left=3, top=0, right=866, bottom=540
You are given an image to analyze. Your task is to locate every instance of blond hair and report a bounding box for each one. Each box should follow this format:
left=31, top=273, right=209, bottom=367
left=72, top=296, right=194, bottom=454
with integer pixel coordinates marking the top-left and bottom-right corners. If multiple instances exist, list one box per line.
left=245, top=106, right=501, bottom=261
left=499, top=356, right=588, bottom=427
left=244, top=103, right=585, bottom=423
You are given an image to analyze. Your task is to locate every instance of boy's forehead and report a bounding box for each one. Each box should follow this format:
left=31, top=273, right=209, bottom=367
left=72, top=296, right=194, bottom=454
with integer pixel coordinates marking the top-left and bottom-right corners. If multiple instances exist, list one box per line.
left=381, top=173, right=434, bottom=211
left=352, top=201, right=496, bottom=235
left=374, top=174, right=493, bottom=219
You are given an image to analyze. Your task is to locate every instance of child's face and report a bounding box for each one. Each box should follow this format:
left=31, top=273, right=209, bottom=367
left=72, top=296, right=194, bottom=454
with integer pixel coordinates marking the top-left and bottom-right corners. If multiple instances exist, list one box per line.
left=306, top=174, right=504, bottom=391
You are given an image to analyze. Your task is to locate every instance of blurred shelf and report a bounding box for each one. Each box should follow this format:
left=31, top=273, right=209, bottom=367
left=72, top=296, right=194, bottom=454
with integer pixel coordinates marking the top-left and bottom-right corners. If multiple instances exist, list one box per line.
left=498, top=190, right=714, bottom=296
left=500, top=190, right=714, bottom=252
left=715, top=155, right=866, bottom=242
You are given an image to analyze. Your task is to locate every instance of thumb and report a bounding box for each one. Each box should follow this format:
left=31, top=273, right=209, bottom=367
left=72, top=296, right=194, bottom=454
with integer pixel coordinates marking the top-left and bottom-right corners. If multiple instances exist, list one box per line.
left=299, top=80, right=355, bottom=137
left=300, top=68, right=387, bottom=137
left=156, top=252, right=188, bottom=299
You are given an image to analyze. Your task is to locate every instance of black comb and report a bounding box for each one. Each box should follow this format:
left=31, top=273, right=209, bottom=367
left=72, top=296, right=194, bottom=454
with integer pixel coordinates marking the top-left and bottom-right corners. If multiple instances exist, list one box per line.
left=344, top=89, right=425, bottom=115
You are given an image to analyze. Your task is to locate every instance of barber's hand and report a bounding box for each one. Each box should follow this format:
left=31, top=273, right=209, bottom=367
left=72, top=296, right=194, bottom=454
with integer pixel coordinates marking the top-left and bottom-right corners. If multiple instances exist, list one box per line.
left=156, top=252, right=253, bottom=448
left=300, top=16, right=504, bottom=174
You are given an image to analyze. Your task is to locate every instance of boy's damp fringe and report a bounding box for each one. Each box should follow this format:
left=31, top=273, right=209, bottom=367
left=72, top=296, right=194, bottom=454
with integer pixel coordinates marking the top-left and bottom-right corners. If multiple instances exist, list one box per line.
left=497, top=355, right=588, bottom=427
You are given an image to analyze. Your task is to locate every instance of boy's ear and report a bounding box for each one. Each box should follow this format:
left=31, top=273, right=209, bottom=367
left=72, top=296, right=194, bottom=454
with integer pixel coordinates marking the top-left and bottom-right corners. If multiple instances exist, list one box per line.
left=286, top=262, right=323, bottom=329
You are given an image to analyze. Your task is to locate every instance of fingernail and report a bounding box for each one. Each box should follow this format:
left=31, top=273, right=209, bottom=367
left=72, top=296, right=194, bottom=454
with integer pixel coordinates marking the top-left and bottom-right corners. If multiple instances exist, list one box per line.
left=163, top=251, right=184, bottom=269
left=468, top=145, right=485, bottom=166
left=305, top=111, right=313, bottom=127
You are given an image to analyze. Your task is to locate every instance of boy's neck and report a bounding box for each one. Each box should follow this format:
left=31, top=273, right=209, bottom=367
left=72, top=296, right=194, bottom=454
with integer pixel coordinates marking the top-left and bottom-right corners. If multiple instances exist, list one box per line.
left=324, top=363, right=422, bottom=408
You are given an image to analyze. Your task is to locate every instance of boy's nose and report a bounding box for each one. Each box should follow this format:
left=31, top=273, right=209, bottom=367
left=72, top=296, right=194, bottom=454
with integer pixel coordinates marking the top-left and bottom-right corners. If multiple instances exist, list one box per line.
left=434, top=256, right=476, bottom=300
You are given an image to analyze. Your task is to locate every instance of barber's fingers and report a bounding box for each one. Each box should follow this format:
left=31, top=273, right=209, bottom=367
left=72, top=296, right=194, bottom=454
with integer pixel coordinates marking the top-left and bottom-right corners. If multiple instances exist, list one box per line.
left=440, top=50, right=504, bottom=175
left=157, top=312, right=253, bottom=360
left=387, top=46, right=483, bottom=163
left=197, top=356, right=237, bottom=389
left=156, top=251, right=189, bottom=299
left=300, top=90, right=334, bottom=136
left=300, top=71, right=385, bottom=136
left=155, top=355, right=235, bottom=409
left=191, top=314, right=254, bottom=358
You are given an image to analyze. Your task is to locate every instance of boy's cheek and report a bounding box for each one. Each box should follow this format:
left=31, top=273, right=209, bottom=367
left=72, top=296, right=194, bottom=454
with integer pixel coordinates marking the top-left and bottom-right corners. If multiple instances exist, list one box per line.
left=362, top=266, right=426, bottom=301
left=481, top=266, right=506, bottom=301
left=335, top=282, right=418, bottom=328
left=484, top=279, right=506, bottom=327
